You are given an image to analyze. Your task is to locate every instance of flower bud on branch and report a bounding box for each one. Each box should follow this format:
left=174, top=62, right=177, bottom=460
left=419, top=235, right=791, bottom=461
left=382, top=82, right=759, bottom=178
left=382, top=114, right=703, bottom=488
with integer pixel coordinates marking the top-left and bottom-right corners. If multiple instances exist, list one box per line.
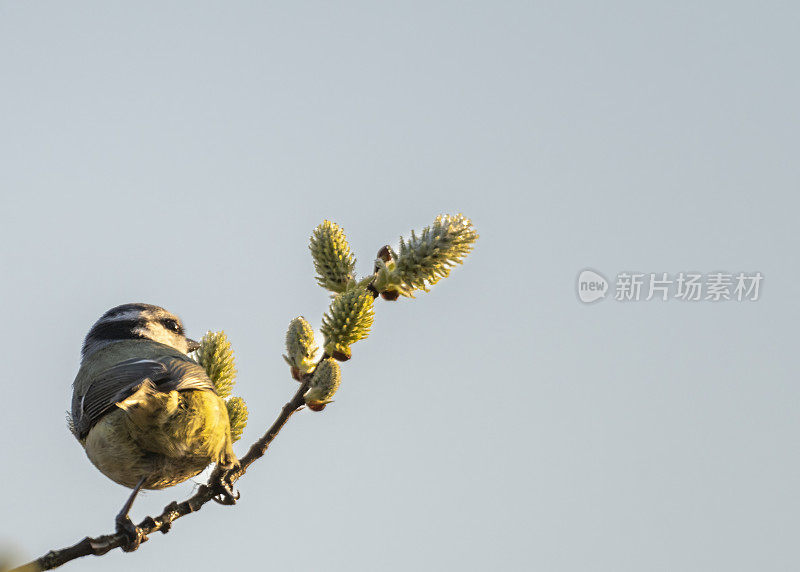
left=226, top=397, right=248, bottom=443
left=304, top=358, right=342, bottom=411
left=373, top=214, right=478, bottom=297
left=283, top=317, right=319, bottom=376
left=196, top=331, right=237, bottom=399
left=309, top=221, right=356, bottom=293
left=320, top=286, right=374, bottom=360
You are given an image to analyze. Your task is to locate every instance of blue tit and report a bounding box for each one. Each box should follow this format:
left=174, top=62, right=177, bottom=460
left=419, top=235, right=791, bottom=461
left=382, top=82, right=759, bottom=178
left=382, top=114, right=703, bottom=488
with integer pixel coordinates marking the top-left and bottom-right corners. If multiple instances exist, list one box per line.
left=70, top=303, right=238, bottom=548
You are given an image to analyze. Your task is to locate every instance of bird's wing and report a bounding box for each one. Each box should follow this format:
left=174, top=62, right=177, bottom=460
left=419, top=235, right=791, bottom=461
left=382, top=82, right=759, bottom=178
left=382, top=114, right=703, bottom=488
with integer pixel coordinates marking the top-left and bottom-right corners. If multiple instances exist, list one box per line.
left=72, top=357, right=216, bottom=440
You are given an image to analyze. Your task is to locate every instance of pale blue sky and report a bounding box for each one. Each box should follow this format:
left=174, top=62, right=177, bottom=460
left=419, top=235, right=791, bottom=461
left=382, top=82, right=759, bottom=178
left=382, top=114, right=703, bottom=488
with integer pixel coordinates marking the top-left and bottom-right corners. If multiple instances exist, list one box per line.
left=1, top=2, right=798, bottom=571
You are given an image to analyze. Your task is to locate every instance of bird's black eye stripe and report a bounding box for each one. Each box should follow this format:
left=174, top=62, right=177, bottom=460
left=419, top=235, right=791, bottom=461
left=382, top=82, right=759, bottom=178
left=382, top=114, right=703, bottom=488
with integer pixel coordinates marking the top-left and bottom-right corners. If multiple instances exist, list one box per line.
left=85, top=319, right=147, bottom=342
left=162, top=318, right=183, bottom=334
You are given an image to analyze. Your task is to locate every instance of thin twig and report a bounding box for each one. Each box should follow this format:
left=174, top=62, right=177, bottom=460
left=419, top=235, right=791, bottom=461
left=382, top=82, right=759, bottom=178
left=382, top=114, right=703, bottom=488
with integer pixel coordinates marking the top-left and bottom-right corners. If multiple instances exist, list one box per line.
left=11, top=379, right=311, bottom=571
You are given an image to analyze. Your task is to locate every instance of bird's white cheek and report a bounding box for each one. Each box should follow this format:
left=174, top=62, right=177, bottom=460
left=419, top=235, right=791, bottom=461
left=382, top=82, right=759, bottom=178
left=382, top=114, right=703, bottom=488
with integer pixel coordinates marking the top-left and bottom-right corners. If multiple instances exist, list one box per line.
left=136, top=326, right=184, bottom=351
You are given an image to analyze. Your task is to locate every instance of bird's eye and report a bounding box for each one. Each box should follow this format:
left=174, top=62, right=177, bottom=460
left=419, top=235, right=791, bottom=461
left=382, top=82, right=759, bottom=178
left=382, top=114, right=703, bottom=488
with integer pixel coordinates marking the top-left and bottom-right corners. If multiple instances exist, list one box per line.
left=163, top=319, right=182, bottom=333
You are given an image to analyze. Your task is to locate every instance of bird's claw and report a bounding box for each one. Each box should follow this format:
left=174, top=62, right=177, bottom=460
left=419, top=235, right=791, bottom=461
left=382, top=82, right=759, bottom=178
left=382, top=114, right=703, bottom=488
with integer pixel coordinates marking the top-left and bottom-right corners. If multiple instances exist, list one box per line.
left=115, top=514, right=144, bottom=552
left=210, top=470, right=240, bottom=505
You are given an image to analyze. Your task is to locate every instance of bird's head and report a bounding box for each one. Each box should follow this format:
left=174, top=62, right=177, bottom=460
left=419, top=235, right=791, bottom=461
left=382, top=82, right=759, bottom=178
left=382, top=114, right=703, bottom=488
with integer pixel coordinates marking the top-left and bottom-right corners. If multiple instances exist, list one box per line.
left=82, top=303, right=200, bottom=360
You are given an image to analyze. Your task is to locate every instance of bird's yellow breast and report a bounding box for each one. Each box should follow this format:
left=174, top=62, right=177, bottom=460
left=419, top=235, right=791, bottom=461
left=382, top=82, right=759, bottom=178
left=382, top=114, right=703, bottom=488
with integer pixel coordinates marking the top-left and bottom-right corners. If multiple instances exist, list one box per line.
left=83, top=389, right=233, bottom=489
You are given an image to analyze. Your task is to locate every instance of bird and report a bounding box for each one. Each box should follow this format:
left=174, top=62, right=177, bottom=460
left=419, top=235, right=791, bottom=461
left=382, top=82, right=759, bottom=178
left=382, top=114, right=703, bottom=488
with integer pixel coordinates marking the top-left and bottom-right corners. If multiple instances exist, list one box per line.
left=70, top=303, right=238, bottom=549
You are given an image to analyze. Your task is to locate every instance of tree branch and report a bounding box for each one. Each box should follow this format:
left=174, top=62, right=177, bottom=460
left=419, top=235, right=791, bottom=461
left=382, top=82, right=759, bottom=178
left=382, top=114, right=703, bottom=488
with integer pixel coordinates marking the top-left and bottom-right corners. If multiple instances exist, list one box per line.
left=11, top=379, right=311, bottom=572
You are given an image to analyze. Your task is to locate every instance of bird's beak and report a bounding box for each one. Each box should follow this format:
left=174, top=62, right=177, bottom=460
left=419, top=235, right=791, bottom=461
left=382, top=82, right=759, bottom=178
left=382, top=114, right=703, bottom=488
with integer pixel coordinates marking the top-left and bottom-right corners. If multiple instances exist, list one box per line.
left=186, top=338, right=201, bottom=353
